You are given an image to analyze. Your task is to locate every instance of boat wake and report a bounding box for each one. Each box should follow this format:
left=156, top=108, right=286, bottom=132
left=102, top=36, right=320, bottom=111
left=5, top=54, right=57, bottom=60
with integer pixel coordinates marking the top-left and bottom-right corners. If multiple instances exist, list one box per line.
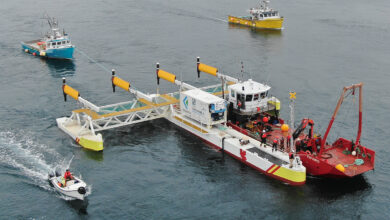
left=0, top=131, right=75, bottom=199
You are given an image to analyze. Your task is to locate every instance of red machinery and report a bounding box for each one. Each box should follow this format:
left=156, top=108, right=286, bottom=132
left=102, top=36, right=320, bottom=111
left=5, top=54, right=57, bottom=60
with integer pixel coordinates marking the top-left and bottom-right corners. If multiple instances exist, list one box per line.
left=294, top=83, right=375, bottom=177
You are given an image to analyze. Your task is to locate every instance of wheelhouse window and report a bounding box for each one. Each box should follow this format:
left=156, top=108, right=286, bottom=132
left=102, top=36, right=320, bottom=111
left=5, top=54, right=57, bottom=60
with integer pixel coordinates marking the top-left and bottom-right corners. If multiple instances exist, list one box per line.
left=261, top=92, right=266, bottom=98
left=58, top=41, right=62, bottom=45
left=254, top=94, right=259, bottom=100
left=52, top=42, right=57, bottom=45
left=246, top=94, right=253, bottom=101
left=63, top=41, right=66, bottom=44
left=237, top=93, right=242, bottom=101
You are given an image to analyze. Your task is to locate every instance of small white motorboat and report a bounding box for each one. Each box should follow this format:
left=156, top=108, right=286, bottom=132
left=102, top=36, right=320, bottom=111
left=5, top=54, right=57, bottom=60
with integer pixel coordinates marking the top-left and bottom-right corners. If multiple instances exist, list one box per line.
left=49, top=171, right=88, bottom=200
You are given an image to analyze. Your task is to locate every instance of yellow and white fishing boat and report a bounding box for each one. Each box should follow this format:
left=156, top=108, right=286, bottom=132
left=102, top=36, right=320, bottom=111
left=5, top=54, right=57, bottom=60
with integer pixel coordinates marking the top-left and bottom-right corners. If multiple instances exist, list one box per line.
left=228, top=0, right=284, bottom=30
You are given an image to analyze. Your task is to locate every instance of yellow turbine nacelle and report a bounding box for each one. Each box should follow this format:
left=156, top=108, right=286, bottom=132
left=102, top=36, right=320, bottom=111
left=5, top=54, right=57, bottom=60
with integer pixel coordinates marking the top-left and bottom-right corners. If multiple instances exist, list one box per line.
left=62, top=78, right=80, bottom=101
left=111, top=69, right=131, bottom=93
left=156, top=63, right=177, bottom=84
left=197, top=57, right=218, bottom=78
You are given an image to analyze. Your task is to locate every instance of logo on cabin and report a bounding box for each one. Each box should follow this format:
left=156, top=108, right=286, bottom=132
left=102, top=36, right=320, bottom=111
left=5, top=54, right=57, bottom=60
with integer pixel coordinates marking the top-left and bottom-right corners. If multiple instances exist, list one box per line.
left=183, top=96, right=188, bottom=109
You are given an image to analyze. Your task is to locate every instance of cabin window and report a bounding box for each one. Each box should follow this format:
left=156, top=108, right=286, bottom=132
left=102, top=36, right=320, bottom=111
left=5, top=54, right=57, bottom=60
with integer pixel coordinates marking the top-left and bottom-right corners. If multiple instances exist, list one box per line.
left=52, top=42, right=57, bottom=46
left=246, top=95, right=253, bottom=101
left=67, top=40, right=70, bottom=43
left=264, top=14, right=267, bottom=17
left=261, top=93, right=266, bottom=98
left=58, top=41, right=62, bottom=45
left=254, top=94, right=259, bottom=100
left=63, top=41, right=66, bottom=44
left=237, top=93, right=242, bottom=101
left=231, top=90, right=235, bottom=98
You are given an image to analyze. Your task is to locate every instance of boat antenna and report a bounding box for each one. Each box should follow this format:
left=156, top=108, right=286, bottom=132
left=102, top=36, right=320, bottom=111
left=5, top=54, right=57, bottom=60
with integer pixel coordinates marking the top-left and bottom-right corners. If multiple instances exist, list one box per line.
left=180, top=72, right=183, bottom=92
left=240, top=61, right=244, bottom=82
left=289, top=91, right=296, bottom=153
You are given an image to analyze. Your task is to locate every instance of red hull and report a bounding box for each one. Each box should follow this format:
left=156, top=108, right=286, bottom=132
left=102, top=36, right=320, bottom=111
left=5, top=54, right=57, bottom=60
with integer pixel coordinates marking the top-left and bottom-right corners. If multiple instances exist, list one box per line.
left=227, top=122, right=375, bottom=178
left=297, top=138, right=375, bottom=178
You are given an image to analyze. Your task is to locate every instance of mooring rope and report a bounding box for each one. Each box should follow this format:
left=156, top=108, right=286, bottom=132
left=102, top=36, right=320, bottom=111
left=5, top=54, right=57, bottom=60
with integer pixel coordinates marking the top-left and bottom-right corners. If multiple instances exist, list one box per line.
left=74, top=47, right=146, bottom=102
left=75, top=47, right=111, bottom=73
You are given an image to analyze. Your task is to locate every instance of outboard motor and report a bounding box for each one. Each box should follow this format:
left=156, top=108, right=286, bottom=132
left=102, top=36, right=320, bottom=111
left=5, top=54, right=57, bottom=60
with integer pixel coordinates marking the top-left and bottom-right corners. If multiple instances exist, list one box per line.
left=78, top=187, right=86, bottom=195
left=48, top=171, right=55, bottom=178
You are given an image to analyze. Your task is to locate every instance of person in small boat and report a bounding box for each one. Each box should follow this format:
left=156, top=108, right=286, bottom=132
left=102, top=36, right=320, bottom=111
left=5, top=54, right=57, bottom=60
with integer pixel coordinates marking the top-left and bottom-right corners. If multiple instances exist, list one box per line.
left=64, top=169, right=74, bottom=181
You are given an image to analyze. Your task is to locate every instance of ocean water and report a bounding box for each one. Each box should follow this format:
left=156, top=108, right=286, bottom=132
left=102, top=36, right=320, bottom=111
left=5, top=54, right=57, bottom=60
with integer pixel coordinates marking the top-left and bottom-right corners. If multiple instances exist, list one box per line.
left=0, top=0, right=389, bottom=218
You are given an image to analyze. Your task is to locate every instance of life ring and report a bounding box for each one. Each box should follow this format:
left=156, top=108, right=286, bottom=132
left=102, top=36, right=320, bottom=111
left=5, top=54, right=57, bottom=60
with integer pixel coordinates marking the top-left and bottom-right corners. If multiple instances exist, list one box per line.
left=305, top=150, right=311, bottom=155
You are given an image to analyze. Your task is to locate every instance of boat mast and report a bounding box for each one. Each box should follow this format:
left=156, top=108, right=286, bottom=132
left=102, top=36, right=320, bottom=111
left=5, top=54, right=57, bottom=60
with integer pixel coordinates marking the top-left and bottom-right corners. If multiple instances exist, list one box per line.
left=289, top=91, right=296, bottom=153
left=356, top=83, right=363, bottom=144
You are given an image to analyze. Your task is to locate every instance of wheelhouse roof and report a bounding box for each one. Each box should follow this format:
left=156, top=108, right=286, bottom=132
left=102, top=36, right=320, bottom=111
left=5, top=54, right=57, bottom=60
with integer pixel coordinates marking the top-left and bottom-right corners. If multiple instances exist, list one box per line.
left=229, top=79, right=271, bottom=94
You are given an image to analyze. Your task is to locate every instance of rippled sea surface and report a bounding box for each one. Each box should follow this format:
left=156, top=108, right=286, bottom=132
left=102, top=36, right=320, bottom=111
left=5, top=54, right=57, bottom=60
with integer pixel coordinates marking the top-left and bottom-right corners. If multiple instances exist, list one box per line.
left=1, top=0, right=389, bottom=219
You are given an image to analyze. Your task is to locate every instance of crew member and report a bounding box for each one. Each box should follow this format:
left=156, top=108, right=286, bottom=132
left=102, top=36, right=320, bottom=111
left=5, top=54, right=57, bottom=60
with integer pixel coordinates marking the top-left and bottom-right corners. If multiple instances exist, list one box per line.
left=280, top=138, right=285, bottom=152
left=289, top=152, right=294, bottom=168
left=272, top=139, right=278, bottom=152
left=350, top=140, right=355, bottom=152
left=261, top=130, right=267, bottom=145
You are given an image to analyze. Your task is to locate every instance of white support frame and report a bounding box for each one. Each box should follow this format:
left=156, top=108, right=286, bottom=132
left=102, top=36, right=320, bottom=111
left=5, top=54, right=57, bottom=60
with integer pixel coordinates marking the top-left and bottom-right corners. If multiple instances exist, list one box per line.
left=69, top=104, right=170, bottom=132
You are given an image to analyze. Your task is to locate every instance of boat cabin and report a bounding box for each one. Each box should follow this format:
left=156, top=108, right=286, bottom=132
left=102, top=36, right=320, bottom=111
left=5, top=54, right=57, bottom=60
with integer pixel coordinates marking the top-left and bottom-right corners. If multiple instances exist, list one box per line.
left=249, top=9, right=280, bottom=20
left=43, top=18, right=73, bottom=50
left=45, top=38, right=72, bottom=49
left=248, top=0, right=281, bottom=20
left=228, top=79, right=272, bottom=115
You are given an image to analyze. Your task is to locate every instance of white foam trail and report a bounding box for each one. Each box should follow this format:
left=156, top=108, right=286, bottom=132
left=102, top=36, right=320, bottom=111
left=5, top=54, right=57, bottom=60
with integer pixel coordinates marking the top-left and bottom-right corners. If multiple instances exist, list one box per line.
left=0, top=131, right=76, bottom=196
